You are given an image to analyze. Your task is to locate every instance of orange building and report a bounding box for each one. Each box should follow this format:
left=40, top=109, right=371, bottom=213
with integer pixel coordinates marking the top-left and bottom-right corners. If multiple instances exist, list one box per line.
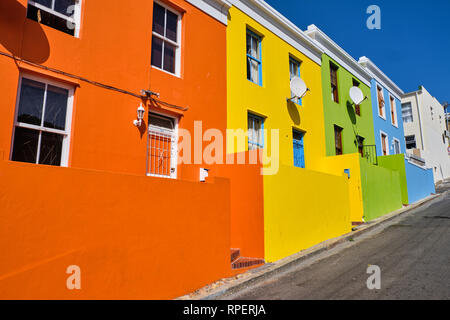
left=0, top=0, right=263, bottom=299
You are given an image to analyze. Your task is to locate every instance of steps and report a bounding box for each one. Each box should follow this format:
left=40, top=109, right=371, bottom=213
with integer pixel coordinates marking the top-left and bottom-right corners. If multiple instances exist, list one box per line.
left=230, top=248, right=265, bottom=270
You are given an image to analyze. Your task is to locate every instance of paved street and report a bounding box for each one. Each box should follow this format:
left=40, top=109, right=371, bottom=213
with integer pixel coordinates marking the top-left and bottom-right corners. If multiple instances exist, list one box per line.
left=228, top=183, right=450, bottom=300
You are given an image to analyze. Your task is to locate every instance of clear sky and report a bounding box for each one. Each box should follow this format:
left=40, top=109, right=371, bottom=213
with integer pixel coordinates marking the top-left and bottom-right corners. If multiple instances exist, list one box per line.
left=265, top=0, right=450, bottom=104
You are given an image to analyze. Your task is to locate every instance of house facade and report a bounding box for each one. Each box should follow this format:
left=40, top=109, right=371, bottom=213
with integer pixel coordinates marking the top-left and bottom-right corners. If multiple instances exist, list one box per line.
left=402, top=86, right=450, bottom=183
left=358, top=57, right=435, bottom=204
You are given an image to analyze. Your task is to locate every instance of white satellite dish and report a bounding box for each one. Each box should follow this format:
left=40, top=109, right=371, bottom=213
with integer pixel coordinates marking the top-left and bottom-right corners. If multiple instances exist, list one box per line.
left=349, top=86, right=365, bottom=105
left=290, top=77, right=308, bottom=98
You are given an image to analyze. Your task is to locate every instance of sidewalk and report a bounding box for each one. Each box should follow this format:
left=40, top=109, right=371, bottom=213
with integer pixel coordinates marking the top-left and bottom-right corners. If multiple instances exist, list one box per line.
left=176, top=191, right=445, bottom=300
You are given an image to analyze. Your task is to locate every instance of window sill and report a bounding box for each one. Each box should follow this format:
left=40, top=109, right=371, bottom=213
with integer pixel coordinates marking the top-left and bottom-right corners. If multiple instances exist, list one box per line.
left=247, top=79, right=263, bottom=87
left=151, top=66, right=181, bottom=79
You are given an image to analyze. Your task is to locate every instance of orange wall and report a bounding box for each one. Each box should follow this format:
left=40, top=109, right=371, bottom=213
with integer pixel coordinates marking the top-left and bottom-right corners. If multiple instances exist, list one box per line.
left=0, top=0, right=227, bottom=180
left=0, top=159, right=231, bottom=299
left=214, top=151, right=265, bottom=259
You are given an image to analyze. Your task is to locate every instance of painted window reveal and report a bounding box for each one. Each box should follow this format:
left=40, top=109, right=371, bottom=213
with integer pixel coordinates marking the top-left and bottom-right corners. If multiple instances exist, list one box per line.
left=151, top=2, right=181, bottom=75
left=293, top=130, right=305, bottom=168
left=27, top=0, right=82, bottom=37
left=405, top=135, right=417, bottom=149
left=334, top=125, right=343, bottom=155
left=148, top=113, right=177, bottom=179
left=11, top=76, right=73, bottom=167
left=402, top=102, right=413, bottom=123
left=330, top=62, right=339, bottom=103
left=246, top=29, right=262, bottom=85
left=353, top=79, right=361, bottom=116
left=390, top=95, right=397, bottom=126
left=289, top=57, right=302, bottom=105
left=248, top=113, right=264, bottom=150
left=377, top=85, right=385, bottom=118
left=381, top=132, right=388, bottom=155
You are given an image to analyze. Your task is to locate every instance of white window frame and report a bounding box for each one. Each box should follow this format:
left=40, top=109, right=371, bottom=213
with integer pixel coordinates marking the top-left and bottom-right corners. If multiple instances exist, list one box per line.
left=393, top=138, right=401, bottom=155
left=377, top=84, right=386, bottom=120
left=147, top=111, right=178, bottom=179
left=11, top=73, right=75, bottom=167
left=28, top=0, right=82, bottom=37
left=389, top=95, right=398, bottom=127
left=380, top=130, right=389, bottom=156
left=401, top=102, right=413, bottom=123
left=151, top=1, right=182, bottom=77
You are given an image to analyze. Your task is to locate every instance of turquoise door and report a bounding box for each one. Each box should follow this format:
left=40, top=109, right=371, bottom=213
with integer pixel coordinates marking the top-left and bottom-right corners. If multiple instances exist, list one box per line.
left=293, top=131, right=305, bottom=168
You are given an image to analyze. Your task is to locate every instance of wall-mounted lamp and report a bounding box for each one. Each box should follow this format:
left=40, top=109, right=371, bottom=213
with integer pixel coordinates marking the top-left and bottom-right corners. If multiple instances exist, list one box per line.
left=133, top=103, right=145, bottom=127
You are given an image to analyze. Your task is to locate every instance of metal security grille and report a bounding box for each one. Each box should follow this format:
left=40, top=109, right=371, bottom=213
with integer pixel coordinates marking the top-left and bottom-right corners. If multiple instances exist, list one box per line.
left=147, top=114, right=176, bottom=178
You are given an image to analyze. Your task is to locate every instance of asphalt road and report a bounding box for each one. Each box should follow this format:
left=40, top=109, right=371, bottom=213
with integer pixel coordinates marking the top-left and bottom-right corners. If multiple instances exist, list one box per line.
left=229, top=183, right=450, bottom=300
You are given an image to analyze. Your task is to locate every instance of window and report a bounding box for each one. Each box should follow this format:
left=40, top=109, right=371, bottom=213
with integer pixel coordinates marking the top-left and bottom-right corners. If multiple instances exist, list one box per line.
left=377, top=85, right=385, bottom=118
left=334, top=125, right=343, bottom=155
left=293, top=130, right=305, bottom=168
left=402, top=102, right=413, bottom=123
left=330, top=63, right=339, bottom=103
left=393, top=138, right=401, bottom=154
left=246, top=30, right=262, bottom=85
left=381, top=132, right=388, bottom=155
left=356, top=135, right=365, bottom=157
left=27, top=0, right=81, bottom=37
left=148, top=113, right=177, bottom=179
left=353, top=79, right=361, bottom=116
left=248, top=113, right=264, bottom=150
left=151, top=2, right=181, bottom=75
left=405, top=135, right=416, bottom=149
left=289, top=57, right=302, bottom=105
left=11, top=76, right=73, bottom=167
left=390, top=96, right=397, bottom=126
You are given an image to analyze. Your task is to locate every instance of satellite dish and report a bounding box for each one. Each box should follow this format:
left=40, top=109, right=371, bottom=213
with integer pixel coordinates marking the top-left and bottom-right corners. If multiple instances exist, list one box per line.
left=290, top=77, right=308, bottom=98
left=349, top=86, right=365, bottom=105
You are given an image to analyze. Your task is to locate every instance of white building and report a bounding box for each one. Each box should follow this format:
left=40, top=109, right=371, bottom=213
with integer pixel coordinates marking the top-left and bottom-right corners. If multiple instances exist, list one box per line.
left=401, top=86, right=450, bottom=183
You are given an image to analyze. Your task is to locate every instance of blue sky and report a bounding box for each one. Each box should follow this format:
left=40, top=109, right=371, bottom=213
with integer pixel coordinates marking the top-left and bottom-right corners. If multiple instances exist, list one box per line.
left=265, top=0, right=450, bottom=104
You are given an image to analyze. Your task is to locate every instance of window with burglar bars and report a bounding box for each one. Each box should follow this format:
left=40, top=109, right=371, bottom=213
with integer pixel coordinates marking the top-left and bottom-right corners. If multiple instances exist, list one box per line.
left=27, top=0, right=82, bottom=37
left=248, top=113, right=264, bottom=150
left=11, top=76, right=73, bottom=167
left=151, top=1, right=181, bottom=75
left=402, top=102, right=414, bottom=123
left=147, top=114, right=177, bottom=178
left=246, top=29, right=262, bottom=86
left=330, top=62, right=339, bottom=103
left=289, top=57, right=302, bottom=105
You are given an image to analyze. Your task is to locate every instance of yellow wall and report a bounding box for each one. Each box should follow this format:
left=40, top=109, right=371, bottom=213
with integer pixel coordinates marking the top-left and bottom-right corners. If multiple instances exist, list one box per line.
left=320, top=154, right=364, bottom=222
left=226, top=7, right=352, bottom=262
left=264, top=165, right=352, bottom=262
left=226, top=7, right=325, bottom=170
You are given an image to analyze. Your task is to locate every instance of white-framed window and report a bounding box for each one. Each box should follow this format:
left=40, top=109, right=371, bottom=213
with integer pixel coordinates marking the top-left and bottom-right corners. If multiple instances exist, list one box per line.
left=390, top=95, right=398, bottom=127
left=405, top=135, right=416, bottom=149
left=147, top=112, right=178, bottom=179
left=393, top=138, right=401, bottom=154
left=11, top=74, right=74, bottom=167
left=380, top=131, right=389, bottom=156
left=248, top=113, right=264, bottom=150
left=27, top=0, right=82, bottom=37
left=402, top=102, right=413, bottom=123
left=151, top=1, right=182, bottom=76
left=377, top=85, right=386, bottom=119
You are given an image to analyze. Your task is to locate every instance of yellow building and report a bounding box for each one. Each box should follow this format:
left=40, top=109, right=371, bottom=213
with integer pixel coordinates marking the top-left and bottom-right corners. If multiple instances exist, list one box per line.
left=226, top=0, right=353, bottom=262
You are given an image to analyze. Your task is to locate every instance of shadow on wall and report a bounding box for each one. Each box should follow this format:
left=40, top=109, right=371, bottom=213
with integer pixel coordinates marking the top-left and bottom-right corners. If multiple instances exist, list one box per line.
left=287, top=100, right=301, bottom=125
left=0, top=0, right=50, bottom=63
left=346, top=101, right=357, bottom=125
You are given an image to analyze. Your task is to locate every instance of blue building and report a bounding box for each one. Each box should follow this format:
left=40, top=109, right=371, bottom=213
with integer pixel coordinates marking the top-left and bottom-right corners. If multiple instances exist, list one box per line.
left=358, top=57, right=435, bottom=204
